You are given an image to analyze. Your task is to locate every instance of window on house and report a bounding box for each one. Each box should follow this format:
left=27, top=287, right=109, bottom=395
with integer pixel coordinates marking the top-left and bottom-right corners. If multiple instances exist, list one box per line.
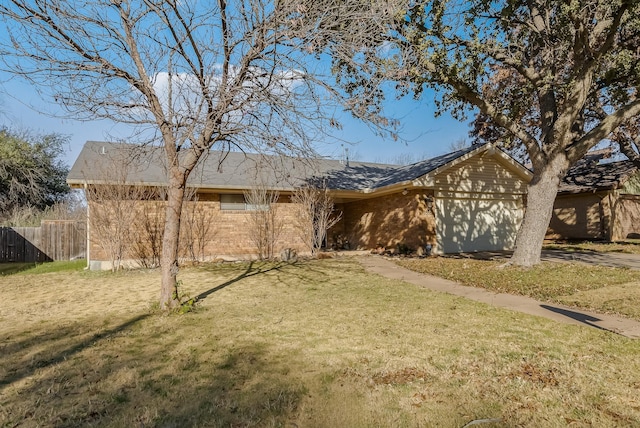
left=220, top=194, right=246, bottom=210
left=245, top=200, right=270, bottom=211
left=220, top=193, right=272, bottom=211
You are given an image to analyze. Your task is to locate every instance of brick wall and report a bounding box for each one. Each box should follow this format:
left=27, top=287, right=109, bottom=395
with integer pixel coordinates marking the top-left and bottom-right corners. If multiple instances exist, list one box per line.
left=612, top=195, right=640, bottom=241
left=88, top=192, right=308, bottom=264
left=335, top=189, right=436, bottom=252
left=547, top=192, right=640, bottom=242
left=89, top=188, right=441, bottom=264
left=547, top=193, right=604, bottom=240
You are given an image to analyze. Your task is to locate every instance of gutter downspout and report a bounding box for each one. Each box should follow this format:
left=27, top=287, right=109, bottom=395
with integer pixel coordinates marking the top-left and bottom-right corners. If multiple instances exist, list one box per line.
left=84, top=183, right=90, bottom=270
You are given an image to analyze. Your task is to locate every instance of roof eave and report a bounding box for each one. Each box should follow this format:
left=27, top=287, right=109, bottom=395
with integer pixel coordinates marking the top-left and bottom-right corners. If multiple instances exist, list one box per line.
left=67, top=179, right=299, bottom=192
left=557, top=186, right=616, bottom=195
left=412, top=143, right=533, bottom=186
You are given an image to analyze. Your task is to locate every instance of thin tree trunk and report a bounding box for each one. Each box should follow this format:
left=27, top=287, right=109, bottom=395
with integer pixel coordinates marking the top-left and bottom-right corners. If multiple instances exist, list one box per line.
left=160, top=173, right=186, bottom=310
left=510, top=155, right=569, bottom=267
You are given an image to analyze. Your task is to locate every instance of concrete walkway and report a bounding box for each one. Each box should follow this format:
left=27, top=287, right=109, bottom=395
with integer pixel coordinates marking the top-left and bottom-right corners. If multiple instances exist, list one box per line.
left=358, top=255, right=640, bottom=339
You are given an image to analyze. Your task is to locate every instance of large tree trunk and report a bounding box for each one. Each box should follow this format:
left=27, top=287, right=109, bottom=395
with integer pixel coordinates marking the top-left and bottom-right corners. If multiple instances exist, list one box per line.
left=510, top=155, right=569, bottom=267
left=159, top=172, right=187, bottom=310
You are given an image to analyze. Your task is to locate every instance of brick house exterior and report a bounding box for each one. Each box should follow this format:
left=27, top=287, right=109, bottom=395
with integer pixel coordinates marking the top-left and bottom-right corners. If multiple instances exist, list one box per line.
left=547, top=157, right=640, bottom=242
left=68, top=141, right=532, bottom=269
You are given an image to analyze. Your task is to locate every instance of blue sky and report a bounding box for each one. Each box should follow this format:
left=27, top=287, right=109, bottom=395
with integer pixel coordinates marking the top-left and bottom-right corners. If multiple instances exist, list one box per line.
left=0, top=73, right=473, bottom=168
left=0, top=2, right=476, bottom=171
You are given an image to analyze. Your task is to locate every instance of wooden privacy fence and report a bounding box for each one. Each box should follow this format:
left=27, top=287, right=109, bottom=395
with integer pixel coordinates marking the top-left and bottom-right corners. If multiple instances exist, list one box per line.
left=0, top=220, right=86, bottom=263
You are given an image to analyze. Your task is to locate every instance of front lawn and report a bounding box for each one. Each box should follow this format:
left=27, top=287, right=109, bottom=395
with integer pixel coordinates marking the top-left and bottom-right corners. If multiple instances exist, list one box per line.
left=544, top=240, right=640, bottom=255
left=397, top=257, right=640, bottom=320
left=1, top=258, right=639, bottom=427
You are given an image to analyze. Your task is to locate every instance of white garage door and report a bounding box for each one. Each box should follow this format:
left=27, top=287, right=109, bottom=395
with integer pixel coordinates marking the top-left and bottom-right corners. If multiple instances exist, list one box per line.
left=436, top=195, right=524, bottom=254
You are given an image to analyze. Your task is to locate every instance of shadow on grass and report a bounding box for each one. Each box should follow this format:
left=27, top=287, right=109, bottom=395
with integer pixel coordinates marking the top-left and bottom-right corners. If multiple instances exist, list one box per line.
left=0, top=260, right=86, bottom=276
left=0, top=263, right=37, bottom=276
left=195, top=261, right=289, bottom=301
left=544, top=239, right=640, bottom=254
left=1, top=322, right=306, bottom=427
left=193, top=259, right=343, bottom=301
left=539, top=304, right=616, bottom=334
left=152, top=342, right=306, bottom=426
left=0, top=313, right=150, bottom=391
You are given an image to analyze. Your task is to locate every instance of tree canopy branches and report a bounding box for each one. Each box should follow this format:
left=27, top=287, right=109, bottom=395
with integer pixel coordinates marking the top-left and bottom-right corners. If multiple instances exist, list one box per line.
left=0, top=128, right=70, bottom=220
left=319, top=0, right=640, bottom=265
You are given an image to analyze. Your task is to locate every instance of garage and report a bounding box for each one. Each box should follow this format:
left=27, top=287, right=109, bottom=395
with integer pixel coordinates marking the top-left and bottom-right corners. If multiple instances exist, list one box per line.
left=435, top=192, right=524, bottom=253
left=426, top=148, right=530, bottom=254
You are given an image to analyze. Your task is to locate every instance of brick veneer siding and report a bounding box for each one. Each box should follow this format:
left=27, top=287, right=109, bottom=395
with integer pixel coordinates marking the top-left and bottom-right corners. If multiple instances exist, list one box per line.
left=88, top=192, right=308, bottom=264
left=336, top=189, right=436, bottom=252
left=547, top=192, right=640, bottom=242
left=547, top=193, right=606, bottom=240
left=612, top=194, right=640, bottom=241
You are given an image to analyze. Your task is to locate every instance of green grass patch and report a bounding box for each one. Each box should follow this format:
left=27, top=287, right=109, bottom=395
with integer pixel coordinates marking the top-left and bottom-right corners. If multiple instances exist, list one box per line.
left=22, top=259, right=86, bottom=274
left=0, top=263, right=35, bottom=275
left=0, top=260, right=86, bottom=276
left=397, top=257, right=640, bottom=319
left=1, top=258, right=640, bottom=427
left=0, top=259, right=86, bottom=276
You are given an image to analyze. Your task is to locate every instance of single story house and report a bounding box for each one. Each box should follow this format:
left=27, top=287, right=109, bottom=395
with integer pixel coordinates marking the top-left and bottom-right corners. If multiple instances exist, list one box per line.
left=547, top=155, right=640, bottom=241
left=68, top=141, right=533, bottom=269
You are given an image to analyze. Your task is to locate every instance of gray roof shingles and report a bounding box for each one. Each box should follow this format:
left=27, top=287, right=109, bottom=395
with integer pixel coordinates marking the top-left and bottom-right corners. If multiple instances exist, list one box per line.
left=559, top=159, right=639, bottom=193
left=68, top=141, right=483, bottom=192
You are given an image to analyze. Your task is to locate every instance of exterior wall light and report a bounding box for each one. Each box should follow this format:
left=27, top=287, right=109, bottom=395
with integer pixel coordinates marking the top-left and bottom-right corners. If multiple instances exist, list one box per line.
left=425, top=195, right=434, bottom=210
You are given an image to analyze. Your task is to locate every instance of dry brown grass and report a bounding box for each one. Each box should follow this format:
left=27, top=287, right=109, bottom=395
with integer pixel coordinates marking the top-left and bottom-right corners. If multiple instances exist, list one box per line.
left=397, top=257, right=640, bottom=320
left=2, top=258, right=640, bottom=427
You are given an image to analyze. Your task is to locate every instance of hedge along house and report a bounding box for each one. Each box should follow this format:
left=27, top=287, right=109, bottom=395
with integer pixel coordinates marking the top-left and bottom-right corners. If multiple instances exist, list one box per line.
left=547, top=154, right=640, bottom=242
left=67, top=141, right=532, bottom=269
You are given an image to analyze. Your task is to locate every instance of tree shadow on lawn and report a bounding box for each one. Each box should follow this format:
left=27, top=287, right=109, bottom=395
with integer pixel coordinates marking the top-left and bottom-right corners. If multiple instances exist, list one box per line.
left=539, top=304, right=614, bottom=334
left=1, top=321, right=306, bottom=427
left=194, top=261, right=281, bottom=301
left=193, top=260, right=330, bottom=301
left=0, top=314, right=151, bottom=391
left=1, top=261, right=341, bottom=426
left=152, top=342, right=307, bottom=427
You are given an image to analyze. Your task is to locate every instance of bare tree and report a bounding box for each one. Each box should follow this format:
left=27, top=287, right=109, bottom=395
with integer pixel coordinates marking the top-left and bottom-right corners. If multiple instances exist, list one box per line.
left=84, top=156, right=142, bottom=272
left=291, top=184, right=341, bottom=257
left=0, top=1, right=398, bottom=309
left=132, top=188, right=166, bottom=269
left=180, top=190, right=217, bottom=263
left=448, top=138, right=469, bottom=153
left=381, top=152, right=431, bottom=166
left=133, top=187, right=218, bottom=267
left=244, top=185, right=283, bottom=260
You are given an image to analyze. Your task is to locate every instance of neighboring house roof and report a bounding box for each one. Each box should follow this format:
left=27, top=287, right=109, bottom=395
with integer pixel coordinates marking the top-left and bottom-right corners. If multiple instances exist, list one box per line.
left=68, top=140, right=530, bottom=194
left=559, top=159, right=639, bottom=194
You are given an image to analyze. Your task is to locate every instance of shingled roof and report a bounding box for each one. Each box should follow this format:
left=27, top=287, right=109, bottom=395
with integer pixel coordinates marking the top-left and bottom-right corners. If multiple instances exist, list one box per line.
left=559, top=158, right=639, bottom=194
left=67, top=141, right=395, bottom=191
left=68, top=141, right=519, bottom=193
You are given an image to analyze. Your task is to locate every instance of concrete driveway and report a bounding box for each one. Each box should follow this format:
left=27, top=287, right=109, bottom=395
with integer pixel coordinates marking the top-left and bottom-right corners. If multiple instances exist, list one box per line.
left=449, top=249, right=640, bottom=270
left=541, top=249, right=640, bottom=269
